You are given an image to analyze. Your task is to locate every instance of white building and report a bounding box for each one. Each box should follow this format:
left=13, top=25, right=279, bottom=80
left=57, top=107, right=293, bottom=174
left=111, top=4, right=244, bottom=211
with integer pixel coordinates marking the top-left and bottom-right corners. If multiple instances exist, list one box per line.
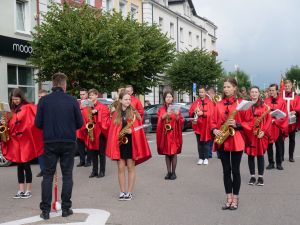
left=143, top=0, right=217, bottom=104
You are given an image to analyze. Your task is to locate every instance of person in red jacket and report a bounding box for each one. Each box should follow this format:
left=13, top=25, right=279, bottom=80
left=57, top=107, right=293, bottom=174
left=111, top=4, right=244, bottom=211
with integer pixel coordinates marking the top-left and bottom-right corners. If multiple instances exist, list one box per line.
left=82, top=89, right=110, bottom=178
left=156, top=90, right=183, bottom=180
left=106, top=89, right=151, bottom=200
left=189, top=86, right=214, bottom=165
left=283, top=80, right=300, bottom=162
left=211, top=77, right=244, bottom=210
left=125, top=85, right=144, bottom=119
left=242, top=86, right=272, bottom=186
left=264, top=84, right=288, bottom=170
left=1, top=88, right=43, bottom=199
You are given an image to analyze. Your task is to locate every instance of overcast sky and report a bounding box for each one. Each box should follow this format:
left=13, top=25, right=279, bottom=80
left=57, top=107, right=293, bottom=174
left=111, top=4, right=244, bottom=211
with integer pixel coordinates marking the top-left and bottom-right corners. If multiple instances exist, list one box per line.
left=193, top=0, right=300, bottom=88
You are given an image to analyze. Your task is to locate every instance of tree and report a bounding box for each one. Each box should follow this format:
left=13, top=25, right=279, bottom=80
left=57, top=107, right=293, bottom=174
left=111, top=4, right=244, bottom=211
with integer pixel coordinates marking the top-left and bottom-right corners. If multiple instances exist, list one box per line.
left=29, top=3, right=175, bottom=95
left=285, top=65, right=300, bottom=82
left=167, top=49, right=223, bottom=94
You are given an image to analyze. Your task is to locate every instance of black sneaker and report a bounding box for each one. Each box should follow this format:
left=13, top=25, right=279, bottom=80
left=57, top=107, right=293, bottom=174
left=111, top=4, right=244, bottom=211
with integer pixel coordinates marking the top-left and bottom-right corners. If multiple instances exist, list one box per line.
left=276, top=165, right=284, bottom=170
left=266, top=164, right=275, bottom=169
left=169, top=173, right=177, bottom=180
left=164, top=172, right=172, bottom=180
left=62, top=209, right=73, bottom=217
left=118, top=192, right=126, bottom=201
left=248, top=177, right=256, bottom=185
left=13, top=191, right=24, bottom=199
left=124, top=193, right=133, bottom=201
left=21, top=191, right=32, bottom=199
left=256, top=177, right=264, bottom=186
left=289, top=158, right=295, bottom=162
left=40, top=211, right=50, bottom=220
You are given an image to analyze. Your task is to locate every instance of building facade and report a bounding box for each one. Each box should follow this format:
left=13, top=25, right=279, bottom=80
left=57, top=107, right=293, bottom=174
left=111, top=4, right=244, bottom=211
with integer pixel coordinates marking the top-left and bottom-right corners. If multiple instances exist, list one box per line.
left=143, top=0, right=217, bottom=104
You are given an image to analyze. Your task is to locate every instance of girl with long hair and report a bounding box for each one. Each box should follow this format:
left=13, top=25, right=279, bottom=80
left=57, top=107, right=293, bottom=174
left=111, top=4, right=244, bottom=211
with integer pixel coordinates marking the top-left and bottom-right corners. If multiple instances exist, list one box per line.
left=106, top=89, right=151, bottom=200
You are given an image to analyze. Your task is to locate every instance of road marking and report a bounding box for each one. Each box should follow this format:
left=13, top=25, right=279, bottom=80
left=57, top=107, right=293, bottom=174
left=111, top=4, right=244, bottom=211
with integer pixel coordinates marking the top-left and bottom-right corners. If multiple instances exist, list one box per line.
left=0, top=208, right=110, bottom=225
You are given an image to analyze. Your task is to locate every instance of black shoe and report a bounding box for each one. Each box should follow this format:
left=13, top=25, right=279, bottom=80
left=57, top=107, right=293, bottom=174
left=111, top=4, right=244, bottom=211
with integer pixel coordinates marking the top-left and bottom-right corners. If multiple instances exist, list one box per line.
left=84, top=163, right=91, bottom=167
left=256, top=177, right=264, bottom=186
left=276, top=165, right=284, bottom=170
left=89, top=172, right=98, bottom=178
left=169, top=173, right=177, bottom=180
left=77, top=162, right=85, bottom=167
left=36, top=171, right=43, bottom=177
left=266, top=164, right=275, bottom=169
left=97, top=171, right=105, bottom=178
left=164, top=172, right=172, bottom=180
left=289, top=158, right=295, bottom=162
left=40, top=212, right=50, bottom=220
left=248, top=177, right=256, bottom=185
left=62, top=209, right=73, bottom=217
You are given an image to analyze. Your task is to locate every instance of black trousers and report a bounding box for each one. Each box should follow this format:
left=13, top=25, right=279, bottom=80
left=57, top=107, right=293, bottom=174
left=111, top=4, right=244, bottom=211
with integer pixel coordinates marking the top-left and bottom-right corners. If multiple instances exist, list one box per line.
left=17, top=162, right=32, bottom=183
left=219, top=149, right=243, bottom=195
left=77, top=138, right=91, bottom=164
left=248, top=155, right=264, bottom=176
left=288, top=131, right=296, bottom=159
left=195, top=134, right=209, bottom=159
left=91, top=135, right=106, bottom=174
left=267, top=133, right=284, bottom=165
left=40, top=142, right=76, bottom=213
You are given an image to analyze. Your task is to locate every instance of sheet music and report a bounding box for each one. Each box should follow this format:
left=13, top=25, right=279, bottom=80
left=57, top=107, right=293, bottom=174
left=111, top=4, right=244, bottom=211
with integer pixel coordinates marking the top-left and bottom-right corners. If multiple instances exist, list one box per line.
left=270, top=109, right=286, bottom=119
left=81, top=100, right=94, bottom=107
left=134, top=124, right=151, bottom=131
left=236, top=100, right=255, bottom=111
left=167, top=104, right=181, bottom=113
left=0, top=102, right=11, bottom=112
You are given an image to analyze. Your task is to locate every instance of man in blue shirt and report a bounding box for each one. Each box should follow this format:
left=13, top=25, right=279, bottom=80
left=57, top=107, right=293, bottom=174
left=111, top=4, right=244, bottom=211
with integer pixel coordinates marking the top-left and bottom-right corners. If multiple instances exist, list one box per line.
left=35, top=73, right=83, bottom=220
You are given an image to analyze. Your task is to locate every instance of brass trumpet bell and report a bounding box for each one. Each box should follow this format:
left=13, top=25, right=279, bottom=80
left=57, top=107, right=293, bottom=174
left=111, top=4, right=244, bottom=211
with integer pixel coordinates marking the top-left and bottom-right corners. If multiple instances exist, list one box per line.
left=164, top=124, right=172, bottom=131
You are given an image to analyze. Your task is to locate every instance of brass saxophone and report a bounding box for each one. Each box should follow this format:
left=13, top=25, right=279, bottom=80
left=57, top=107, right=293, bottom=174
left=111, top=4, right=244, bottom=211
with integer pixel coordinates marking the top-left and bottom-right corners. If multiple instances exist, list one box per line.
left=215, top=110, right=237, bottom=145
left=119, top=114, right=136, bottom=145
left=0, top=113, right=9, bottom=143
left=253, top=105, right=270, bottom=137
left=213, top=95, right=222, bottom=103
left=86, top=106, right=95, bottom=142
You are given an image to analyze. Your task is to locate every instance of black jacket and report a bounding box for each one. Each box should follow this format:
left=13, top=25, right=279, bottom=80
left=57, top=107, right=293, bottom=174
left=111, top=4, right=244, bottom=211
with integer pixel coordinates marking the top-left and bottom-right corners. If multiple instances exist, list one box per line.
left=35, top=87, right=83, bottom=143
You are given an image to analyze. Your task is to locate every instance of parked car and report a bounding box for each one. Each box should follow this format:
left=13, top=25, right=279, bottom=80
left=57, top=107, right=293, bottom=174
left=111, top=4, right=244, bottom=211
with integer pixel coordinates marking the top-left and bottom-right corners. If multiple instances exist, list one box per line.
left=144, top=104, right=192, bottom=132
left=0, top=144, right=12, bottom=167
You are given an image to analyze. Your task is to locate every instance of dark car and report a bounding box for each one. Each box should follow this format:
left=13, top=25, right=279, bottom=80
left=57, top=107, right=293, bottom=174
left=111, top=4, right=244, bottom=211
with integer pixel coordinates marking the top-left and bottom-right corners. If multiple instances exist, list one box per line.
left=144, top=104, right=192, bottom=132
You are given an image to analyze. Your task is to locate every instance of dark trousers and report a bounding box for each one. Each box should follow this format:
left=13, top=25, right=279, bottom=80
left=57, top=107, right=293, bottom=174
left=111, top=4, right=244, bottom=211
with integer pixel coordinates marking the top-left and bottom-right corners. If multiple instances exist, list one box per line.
left=77, top=139, right=91, bottom=164
left=38, top=154, right=45, bottom=172
left=195, top=134, right=209, bottom=159
left=248, top=155, right=264, bottom=176
left=267, top=133, right=284, bottom=165
left=40, top=142, right=76, bottom=213
left=288, top=131, right=296, bottom=159
left=91, top=135, right=106, bottom=174
left=219, top=149, right=243, bottom=195
left=17, top=162, right=32, bottom=183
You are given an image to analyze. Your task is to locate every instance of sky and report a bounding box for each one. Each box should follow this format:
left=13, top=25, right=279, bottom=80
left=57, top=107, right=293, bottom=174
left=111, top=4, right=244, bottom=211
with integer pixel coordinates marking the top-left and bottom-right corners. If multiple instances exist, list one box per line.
left=193, top=0, right=300, bottom=88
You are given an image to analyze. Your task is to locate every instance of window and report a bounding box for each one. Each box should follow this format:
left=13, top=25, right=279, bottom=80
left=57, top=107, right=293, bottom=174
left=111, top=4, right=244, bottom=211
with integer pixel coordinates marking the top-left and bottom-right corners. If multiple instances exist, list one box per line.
left=16, top=0, right=28, bottom=32
left=203, top=38, right=206, bottom=49
left=159, top=17, right=163, bottom=29
left=85, top=0, right=95, bottom=6
left=188, top=31, right=192, bottom=46
left=7, top=65, right=35, bottom=102
left=196, top=35, right=200, bottom=47
left=130, top=4, right=138, bottom=20
left=106, top=0, right=112, bottom=11
left=119, top=1, right=126, bottom=17
left=180, top=27, right=184, bottom=42
left=170, top=22, right=174, bottom=39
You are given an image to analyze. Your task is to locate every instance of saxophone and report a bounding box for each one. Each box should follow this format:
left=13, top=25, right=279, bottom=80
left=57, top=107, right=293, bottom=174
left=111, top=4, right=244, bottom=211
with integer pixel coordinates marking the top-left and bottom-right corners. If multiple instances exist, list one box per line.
left=119, top=114, right=136, bottom=145
left=86, top=106, right=95, bottom=142
left=0, top=113, right=9, bottom=143
left=215, top=110, right=237, bottom=145
left=253, top=105, right=270, bottom=137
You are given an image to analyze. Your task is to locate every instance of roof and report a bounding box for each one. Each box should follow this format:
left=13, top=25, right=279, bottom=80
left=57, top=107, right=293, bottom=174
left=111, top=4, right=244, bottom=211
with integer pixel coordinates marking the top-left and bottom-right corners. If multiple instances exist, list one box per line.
left=168, top=0, right=197, bottom=15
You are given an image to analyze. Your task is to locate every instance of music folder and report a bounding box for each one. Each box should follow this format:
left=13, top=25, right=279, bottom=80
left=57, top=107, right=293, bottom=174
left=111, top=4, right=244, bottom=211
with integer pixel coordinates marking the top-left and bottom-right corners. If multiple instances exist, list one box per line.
left=270, top=109, right=286, bottom=119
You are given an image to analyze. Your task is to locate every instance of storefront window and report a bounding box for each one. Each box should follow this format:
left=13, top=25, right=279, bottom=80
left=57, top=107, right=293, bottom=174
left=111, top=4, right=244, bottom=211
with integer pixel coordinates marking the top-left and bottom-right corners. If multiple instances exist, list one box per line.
left=7, top=65, right=35, bottom=102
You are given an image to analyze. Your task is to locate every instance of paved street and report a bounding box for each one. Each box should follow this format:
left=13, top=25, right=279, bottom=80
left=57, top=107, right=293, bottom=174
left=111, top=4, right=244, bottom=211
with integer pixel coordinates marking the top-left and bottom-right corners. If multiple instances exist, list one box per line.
left=0, top=131, right=300, bottom=225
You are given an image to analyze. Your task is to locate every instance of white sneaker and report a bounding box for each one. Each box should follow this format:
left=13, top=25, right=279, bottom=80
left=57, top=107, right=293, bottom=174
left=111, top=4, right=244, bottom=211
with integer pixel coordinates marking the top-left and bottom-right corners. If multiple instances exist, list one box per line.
left=21, top=191, right=32, bottom=199
left=13, top=191, right=24, bottom=199
left=118, top=192, right=126, bottom=201
left=203, top=159, right=208, bottom=165
left=197, top=159, right=204, bottom=165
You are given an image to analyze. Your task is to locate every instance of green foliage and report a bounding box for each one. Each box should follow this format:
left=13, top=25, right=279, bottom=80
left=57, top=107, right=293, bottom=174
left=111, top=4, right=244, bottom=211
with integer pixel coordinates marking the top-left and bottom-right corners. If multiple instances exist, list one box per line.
left=167, top=49, right=223, bottom=94
left=285, top=65, right=300, bottom=82
left=216, top=70, right=251, bottom=92
left=29, top=3, right=175, bottom=95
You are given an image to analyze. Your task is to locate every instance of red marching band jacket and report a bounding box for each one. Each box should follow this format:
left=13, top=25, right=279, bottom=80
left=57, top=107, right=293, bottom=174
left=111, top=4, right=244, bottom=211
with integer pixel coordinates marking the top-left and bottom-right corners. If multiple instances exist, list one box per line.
left=264, top=96, right=288, bottom=142
left=106, top=112, right=152, bottom=165
left=241, top=101, right=272, bottom=156
left=81, top=101, right=110, bottom=151
left=282, top=91, right=300, bottom=133
left=211, top=96, right=245, bottom=152
left=156, top=105, right=183, bottom=155
left=189, top=97, right=214, bottom=142
left=1, top=103, right=44, bottom=163
left=130, top=95, right=144, bottom=120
